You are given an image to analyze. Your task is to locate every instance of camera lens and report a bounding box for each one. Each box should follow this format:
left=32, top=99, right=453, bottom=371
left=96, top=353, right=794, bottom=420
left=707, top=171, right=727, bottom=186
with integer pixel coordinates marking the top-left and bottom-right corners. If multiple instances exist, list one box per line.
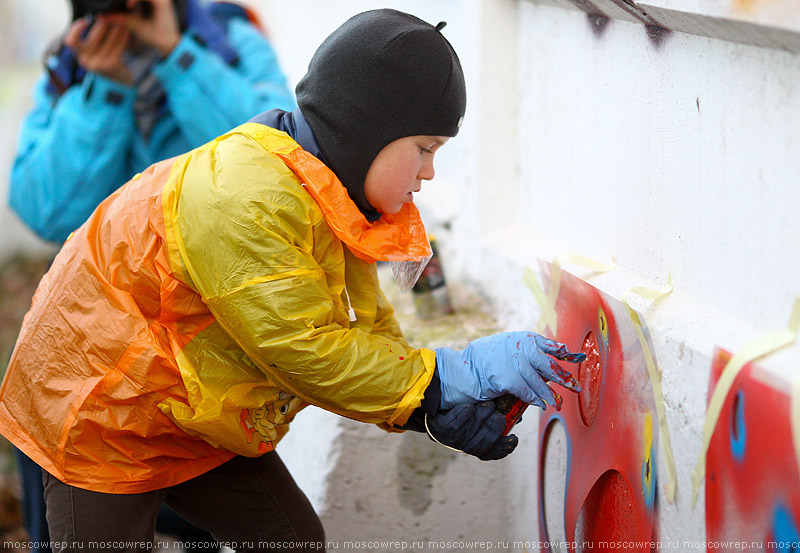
left=81, top=0, right=128, bottom=13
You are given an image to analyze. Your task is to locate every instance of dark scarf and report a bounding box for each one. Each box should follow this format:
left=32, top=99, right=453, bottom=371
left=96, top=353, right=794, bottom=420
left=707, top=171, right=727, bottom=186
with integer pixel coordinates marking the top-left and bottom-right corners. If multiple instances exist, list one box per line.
left=249, top=108, right=380, bottom=222
left=249, top=109, right=324, bottom=161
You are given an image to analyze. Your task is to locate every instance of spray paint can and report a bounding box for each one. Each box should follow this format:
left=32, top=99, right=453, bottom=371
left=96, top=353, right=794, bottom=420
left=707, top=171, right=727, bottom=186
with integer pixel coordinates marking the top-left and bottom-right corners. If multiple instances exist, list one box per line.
left=412, top=235, right=454, bottom=319
left=495, top=394, right=527, bottom=436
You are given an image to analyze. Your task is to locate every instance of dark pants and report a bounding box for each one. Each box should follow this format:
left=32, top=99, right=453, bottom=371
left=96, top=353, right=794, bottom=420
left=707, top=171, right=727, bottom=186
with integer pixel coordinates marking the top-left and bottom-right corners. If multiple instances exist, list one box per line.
left=42, top=452, right=325, bottom=553
left=14, top=447, right=223, bottom=553
left=14, top=447, right=51, bottom=553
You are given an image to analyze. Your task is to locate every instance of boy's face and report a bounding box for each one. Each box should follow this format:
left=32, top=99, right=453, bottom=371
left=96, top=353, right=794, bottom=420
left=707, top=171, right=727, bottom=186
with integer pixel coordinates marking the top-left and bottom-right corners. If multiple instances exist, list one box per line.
left=363, top=135, right=449, bottom=215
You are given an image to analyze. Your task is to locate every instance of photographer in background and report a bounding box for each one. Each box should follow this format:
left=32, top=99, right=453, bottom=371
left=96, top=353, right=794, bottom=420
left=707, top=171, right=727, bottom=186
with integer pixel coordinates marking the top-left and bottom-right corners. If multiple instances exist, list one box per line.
left=6, top=0, right=295, bottom=550
left=9, top=0, right=295, bottom=243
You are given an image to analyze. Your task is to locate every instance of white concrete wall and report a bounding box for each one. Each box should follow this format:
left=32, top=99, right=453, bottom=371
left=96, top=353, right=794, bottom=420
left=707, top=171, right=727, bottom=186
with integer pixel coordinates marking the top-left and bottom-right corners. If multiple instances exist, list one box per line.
left=414, top=0, right=800, bottom=548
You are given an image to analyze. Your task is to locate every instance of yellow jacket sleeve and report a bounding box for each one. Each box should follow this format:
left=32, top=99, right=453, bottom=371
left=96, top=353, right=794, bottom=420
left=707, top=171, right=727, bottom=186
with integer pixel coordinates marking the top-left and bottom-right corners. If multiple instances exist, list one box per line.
left=170, top=130, right=433, bottom=426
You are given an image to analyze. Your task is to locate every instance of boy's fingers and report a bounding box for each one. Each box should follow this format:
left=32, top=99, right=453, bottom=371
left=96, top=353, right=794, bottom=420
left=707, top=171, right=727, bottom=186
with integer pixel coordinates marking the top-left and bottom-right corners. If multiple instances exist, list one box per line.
left=552, top=389, right=563, bottom=410
left=527, top=346, right=582, bottom=393
left=438, top=403, right=474, bottom=429
left=480, top=434, right=519, bottom=461
left=463, top=412, right=504, bottom=457
left=534, top=336, right=586, bottom=363
left=474, top=401, right=496, bottom=424
left=521, top=370, right=558, bottom=408
left=527, top=336, right=582, bottom=393
left=545, top=358, right=582, bottom=393
left=531, top=396, right=547, bottom=411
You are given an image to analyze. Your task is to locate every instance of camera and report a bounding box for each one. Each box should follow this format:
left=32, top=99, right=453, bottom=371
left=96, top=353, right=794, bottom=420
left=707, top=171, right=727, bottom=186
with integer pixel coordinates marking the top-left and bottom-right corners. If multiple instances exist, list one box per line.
left=69, top=0, right=153, bottom=20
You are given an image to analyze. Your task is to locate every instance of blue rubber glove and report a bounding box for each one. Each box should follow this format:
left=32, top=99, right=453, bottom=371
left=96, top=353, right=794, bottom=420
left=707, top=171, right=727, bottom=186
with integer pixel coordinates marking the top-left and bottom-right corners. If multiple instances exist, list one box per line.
left=425, top=401, right=518, bottom=461
left=435, top=331, right=585, bottom=410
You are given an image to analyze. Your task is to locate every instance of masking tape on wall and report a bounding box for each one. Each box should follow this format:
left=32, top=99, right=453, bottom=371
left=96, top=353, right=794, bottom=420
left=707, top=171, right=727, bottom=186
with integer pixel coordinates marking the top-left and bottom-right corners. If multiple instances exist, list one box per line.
left=523, top=265, right=558, bottom=335
left=555, top=252, right=617, bottom=274
left=523, top=254, right=616, bottom=336
left=524, top=257, right=677, bottom=502
left=622, top=277, right=676, bottom=503
left=690, top=296, right=800, bottom=507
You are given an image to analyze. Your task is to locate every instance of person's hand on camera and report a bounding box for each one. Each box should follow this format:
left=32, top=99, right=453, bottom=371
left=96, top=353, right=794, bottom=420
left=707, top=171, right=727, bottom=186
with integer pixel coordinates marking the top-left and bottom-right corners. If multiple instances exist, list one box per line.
left=65, top=18, right=133, bottom=85
left=104, top=0, right=181, bottom=58
left=435, top=331, right=584, bottom=411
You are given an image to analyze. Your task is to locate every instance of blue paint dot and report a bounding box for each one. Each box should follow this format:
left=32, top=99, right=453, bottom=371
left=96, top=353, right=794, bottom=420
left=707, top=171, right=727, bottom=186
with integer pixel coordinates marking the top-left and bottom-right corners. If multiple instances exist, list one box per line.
left=641, top=445, right=655, bottom=508
left=729, top=390, right=746, bottom=462
left=772, top=504, right=799, bottom=552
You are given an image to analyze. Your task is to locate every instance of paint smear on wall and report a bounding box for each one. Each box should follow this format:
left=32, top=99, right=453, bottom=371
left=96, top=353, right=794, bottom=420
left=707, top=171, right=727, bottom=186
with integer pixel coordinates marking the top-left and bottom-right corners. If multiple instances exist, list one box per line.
left=536, top=260, right=658, bottom=552
left=705, top=349, right=800, bottom=552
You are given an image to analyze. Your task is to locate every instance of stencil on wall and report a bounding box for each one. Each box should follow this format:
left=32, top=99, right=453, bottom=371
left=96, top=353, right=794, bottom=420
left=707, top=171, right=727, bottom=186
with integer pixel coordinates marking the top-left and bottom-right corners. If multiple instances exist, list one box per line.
left=705, top=349, right=800, bottom=551
left=535, top=260, right=658, bottom=552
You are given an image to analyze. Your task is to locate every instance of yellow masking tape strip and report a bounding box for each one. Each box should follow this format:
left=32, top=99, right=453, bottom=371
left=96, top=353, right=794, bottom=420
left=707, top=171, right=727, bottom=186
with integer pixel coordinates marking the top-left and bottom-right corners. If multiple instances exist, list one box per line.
left=622, top=276, right=677, bottom=503
left=544, top=257, right=563, bottom=335
left=555, top=252, right=617, bottom=274
left=523, top=254, right=616, bottom=336
left=523, top=266, right=557, bottom=336
left=690, top=295, right=800, bottom=507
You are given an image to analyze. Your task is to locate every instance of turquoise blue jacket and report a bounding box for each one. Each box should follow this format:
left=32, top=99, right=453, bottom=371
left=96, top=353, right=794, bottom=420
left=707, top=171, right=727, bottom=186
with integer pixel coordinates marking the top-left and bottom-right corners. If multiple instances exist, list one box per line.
left=9, top=16, right=296, bottom=243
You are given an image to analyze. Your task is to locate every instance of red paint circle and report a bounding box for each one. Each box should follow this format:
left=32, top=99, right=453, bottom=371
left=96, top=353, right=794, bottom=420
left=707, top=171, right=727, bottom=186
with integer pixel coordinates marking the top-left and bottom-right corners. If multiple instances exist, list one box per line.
left=578, top=331, right=602, bottom=426
left=575, top=470, right=637, bottom=551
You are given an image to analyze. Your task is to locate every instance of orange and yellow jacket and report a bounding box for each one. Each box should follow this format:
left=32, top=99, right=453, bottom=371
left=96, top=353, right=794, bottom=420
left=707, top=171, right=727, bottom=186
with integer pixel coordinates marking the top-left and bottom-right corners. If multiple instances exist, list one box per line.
left=0, top=124, right=436, bottom=493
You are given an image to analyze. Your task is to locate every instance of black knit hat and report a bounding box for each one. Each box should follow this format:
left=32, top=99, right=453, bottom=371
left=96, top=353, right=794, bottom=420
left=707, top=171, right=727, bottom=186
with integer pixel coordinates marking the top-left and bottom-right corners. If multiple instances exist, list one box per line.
left=296, top=9, right=467, bottom=220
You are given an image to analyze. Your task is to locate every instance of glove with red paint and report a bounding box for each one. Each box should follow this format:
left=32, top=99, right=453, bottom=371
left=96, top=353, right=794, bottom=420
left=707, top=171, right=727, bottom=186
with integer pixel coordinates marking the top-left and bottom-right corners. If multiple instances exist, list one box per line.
left=435, top=331, right=584, bottom=411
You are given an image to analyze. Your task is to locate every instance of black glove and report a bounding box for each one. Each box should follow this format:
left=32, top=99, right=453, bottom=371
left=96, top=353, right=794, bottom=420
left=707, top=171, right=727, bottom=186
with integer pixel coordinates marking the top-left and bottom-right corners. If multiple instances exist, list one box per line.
left=425, top=401, right=519, bottom=461
left=397, top=370, right=518, bottom=460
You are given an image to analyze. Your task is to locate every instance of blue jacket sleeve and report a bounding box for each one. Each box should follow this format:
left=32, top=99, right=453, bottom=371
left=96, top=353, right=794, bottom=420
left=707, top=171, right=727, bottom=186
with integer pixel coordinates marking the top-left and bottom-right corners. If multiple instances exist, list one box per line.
left=153, top=18, right=296, bottom=147
left=9, top=74, right=138, bottom=243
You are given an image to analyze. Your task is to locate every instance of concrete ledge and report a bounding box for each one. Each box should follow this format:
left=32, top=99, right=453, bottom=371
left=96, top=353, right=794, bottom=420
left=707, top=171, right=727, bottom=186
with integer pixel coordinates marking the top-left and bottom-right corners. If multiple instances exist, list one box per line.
left=528, top=0, right=800, bottom=53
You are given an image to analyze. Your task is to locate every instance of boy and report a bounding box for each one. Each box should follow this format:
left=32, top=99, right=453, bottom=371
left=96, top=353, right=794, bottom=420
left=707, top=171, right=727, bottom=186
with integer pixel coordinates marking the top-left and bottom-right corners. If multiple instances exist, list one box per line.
left=0, top=9, right=582, bottom=551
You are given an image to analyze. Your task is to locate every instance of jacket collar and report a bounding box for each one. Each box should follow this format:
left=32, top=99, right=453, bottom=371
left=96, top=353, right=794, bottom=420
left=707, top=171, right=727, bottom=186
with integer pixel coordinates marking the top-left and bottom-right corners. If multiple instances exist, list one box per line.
left=243, top=123, right=431, bottom=264
left=249, top=109, right=326, bottom=164
left=249, top=109, right=382, bottom=222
